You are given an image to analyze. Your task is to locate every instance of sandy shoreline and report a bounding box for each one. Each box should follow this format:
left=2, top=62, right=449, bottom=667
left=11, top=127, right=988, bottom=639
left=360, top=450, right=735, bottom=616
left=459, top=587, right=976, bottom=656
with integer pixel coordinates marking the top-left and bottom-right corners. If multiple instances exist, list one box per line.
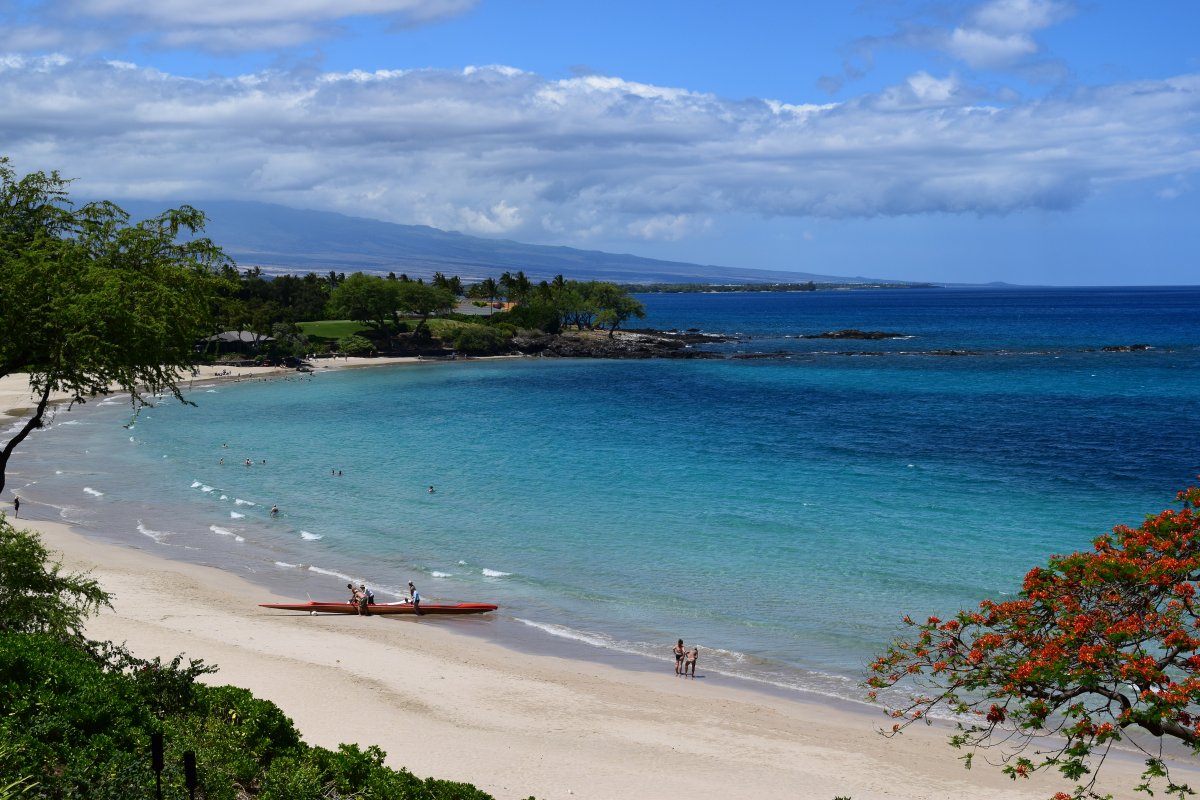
left=3, top=367, right=1195, bottom=799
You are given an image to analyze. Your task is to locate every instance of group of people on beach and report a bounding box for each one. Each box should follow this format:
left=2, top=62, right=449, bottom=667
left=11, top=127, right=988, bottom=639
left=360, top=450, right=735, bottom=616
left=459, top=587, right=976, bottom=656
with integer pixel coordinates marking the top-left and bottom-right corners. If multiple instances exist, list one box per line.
left=347, top=581, right=422, bottom=616
left=673, top=639, right=699, bottom=677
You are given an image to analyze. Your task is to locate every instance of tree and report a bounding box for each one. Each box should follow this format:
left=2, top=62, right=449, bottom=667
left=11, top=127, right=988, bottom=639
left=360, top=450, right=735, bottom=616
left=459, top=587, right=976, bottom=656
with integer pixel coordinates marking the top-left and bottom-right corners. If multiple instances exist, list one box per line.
left=327, top=272, right=401, bottom=335
left=0, top=160, right=233, bottom=496
left=395, top=281, right=456, bottom=337
left=470, top=277, right=502, bottom=310
left=590, top=282, right=646, bottom=337
left=499, top=270, right=533, bottom=306
left=867, top=483, right=1200, bottom=800
left=337, top=334, right=374, bottom=356
left=0, top=519, right=110, bottom=641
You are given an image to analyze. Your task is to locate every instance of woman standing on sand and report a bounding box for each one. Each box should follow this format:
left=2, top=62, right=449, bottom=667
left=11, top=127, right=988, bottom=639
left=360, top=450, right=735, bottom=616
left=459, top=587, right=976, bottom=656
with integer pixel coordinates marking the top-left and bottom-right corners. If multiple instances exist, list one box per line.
left=685, top=647, right=698, bottom=677
left=673, top=639, right=686, bottom=675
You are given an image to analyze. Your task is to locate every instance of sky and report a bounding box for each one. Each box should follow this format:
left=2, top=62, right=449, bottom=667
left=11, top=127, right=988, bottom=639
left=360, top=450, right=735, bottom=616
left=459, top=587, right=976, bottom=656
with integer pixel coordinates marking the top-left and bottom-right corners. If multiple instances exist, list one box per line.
left=1, top=1, right=1198, bottom=285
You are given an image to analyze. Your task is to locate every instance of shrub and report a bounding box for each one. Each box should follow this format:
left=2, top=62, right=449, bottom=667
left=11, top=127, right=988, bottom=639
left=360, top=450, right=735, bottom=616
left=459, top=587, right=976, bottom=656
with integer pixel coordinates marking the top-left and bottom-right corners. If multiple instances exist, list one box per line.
left=337, top=334, right=374, bottom=355
left=453, top=326, right=508, bottom=355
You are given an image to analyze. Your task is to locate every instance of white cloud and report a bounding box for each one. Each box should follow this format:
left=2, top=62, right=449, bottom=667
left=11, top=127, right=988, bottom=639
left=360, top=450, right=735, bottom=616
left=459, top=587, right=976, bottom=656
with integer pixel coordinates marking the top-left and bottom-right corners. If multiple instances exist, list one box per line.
left=0, top=60, right=1197, bottom=245
left=70, top=0, right=475, bottom=27
left=970, top=0, right=1074, bottom=35
left=946, top=28, right=1037, bottom=69
left=945, top=0, right=1074, bottom=69
left=5, top=0, right=477, bottom=54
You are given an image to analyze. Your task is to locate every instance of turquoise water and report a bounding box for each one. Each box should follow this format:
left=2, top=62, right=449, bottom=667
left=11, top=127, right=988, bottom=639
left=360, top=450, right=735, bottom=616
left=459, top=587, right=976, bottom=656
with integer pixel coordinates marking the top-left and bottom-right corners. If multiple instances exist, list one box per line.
left=11, top=287, right=1200, bottom=701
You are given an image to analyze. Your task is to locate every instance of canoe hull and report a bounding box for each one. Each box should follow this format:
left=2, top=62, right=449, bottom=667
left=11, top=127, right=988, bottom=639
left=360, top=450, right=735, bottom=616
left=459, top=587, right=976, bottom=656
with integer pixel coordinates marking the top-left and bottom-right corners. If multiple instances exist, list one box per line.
left=259, top=601, right=497, bottom=616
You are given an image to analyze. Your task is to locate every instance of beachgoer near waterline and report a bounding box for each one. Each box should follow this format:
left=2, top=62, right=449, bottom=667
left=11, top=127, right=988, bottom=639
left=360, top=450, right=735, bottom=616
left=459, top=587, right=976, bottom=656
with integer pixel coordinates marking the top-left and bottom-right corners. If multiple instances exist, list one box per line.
left=12, top=496, right=19, bottom=518
left=347, top=582, right=363, bottom=614
left=673, top=639, right=686, bottom=675
left=359, top=583, right=371, bottom=616
left=408, top=581, right=422, bottom=615
left=270, top=504, right=279, bottom=516
left=427, top=485, right=435, bottom=494
left=685, top=647, right=698, bottom=677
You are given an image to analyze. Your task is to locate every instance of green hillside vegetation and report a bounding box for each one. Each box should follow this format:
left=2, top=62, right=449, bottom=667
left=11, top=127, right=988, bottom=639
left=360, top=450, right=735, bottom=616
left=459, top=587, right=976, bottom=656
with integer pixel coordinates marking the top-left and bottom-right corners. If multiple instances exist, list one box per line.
left=215, top=268, right=646, bottom=362
left=0, top=517, right=525, bottom=799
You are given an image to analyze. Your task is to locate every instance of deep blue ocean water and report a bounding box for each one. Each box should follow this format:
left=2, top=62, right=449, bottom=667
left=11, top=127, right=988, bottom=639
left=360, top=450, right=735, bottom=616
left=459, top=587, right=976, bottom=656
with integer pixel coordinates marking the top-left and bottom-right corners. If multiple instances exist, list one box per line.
left=11, top=286, right=1200, bottom=702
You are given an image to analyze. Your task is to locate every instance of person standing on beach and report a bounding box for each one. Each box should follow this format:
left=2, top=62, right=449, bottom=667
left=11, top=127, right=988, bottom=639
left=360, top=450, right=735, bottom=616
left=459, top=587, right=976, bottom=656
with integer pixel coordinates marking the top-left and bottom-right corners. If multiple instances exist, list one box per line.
left=408, top=581, right=422, bottom=615
left=12, top=496, right=18, bottom=517
left=348, top=583, right=363, bottom=614
left=359, top=584, right=371, bottom=616
left=673, top=639, right=686, bottom=675
left=685, top=647, right=699, bottom=677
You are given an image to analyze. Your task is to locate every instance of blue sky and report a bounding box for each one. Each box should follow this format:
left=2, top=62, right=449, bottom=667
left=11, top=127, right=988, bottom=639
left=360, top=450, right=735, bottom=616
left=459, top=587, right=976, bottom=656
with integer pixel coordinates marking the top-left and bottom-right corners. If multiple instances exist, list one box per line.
left=1, top=1, right=1197, bottom=285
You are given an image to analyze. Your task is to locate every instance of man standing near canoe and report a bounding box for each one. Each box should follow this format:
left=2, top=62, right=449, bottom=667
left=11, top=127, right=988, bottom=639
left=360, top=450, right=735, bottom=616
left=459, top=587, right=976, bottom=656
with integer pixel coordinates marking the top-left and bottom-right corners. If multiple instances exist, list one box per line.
left=408, top=581, right=422, bottom=615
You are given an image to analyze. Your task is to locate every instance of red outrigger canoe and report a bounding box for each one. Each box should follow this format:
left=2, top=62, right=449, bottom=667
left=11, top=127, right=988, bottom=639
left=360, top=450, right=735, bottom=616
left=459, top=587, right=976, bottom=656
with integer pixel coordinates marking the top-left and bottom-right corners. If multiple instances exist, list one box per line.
left=259, top=601, right=497, bottom=616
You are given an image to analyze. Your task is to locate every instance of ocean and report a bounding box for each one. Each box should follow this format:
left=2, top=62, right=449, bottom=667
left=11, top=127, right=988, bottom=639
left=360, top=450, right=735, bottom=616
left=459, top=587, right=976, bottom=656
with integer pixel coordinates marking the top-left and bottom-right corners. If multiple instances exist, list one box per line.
left=10, top=286, right=1200, bottom=704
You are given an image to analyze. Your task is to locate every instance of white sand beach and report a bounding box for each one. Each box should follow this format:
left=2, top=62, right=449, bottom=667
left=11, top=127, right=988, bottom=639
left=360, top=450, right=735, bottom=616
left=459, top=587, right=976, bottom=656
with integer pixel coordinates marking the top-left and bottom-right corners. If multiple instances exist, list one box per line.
left=3, top=369, right=1195, bottom=800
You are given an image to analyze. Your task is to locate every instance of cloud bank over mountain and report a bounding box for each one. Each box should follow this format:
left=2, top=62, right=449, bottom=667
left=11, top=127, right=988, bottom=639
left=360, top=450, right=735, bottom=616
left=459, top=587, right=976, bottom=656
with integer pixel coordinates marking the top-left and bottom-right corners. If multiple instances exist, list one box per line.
left=1, top=0, right=1196, bottom=284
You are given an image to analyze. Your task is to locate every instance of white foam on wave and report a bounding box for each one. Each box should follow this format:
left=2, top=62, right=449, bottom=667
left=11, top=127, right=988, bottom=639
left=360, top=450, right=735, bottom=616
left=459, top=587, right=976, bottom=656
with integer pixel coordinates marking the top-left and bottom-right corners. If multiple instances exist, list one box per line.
left=515, top=619, right=869, bottom=704
left=83, top=487, right=103, bottom=497
left=136, top=521, right=172, bottom=543
left=209, top=525, right=245, bottom=543
left=206, top=389, right=219, bottom=393
left=55, top=470, right=63, bottom=475
left=481, top=568, right=511, bottom=578
left=200, top=485, right=215, bottom=493
left=515, top=618, right=625, bottom=651
left=229, top=511, right=245, bottom=519
left=274, top=561, right=304, bottom=569
left=300, top=531, right=322, bottom=540
left=430, top=571, right=452, bottom=578
left=458, top=560, right=467, bottom=565
left=191, top=480, right=202, bottom=488
left=219, top=494, right=228, bottom=500
left=234, top=498, right=255, bottom=506
left=307, top=565, right=357, bottom=583
left=58, top=420, right=81, bottom=426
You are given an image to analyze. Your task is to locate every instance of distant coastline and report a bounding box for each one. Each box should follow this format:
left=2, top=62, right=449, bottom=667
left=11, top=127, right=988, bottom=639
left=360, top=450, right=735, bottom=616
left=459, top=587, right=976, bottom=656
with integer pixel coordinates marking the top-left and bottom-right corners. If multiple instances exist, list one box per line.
left=623, top=280, right=938, bottom=293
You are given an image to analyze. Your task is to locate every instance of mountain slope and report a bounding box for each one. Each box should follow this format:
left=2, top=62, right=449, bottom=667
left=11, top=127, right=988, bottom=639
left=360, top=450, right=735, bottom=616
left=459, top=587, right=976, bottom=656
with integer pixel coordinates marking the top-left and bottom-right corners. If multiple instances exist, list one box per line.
left=115, top=199, right=901, bottom=285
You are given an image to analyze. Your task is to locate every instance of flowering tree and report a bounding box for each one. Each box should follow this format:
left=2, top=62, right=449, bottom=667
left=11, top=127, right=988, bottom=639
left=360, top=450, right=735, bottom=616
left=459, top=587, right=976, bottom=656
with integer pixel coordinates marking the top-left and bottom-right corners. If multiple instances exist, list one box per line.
left=868, top=484, right=1200, bottom=800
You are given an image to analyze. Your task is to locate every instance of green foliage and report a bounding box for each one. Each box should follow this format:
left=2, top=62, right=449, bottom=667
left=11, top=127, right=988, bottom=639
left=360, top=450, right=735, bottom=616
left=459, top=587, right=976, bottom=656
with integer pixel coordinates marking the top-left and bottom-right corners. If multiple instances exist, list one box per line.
left=0, top=159, right=234, bottom=495
left=0, top=742, right=36, bottom=799
left=328, top=272, right=401, bottom=334
left=590, top=282, right=646, bottom=337
left=453, top=325, right=509, bottom=355
left=488, top=302, right=560, bottom=334
left=396, top=281, right=457, bottom=334
left=338, top=334, right=375, bottom=355
left=0, top=633, right=159, bottom=797
left=0, top=520, right=110, bottom=641
left=298, top=319, right=373, bottom=340
left=0, top=631, right=507, bottom=799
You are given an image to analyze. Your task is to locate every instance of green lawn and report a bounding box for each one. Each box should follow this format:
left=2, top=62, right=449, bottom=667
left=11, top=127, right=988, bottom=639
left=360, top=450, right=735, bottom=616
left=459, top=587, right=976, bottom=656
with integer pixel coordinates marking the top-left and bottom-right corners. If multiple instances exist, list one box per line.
left=297, top=320, right=371, bottom=340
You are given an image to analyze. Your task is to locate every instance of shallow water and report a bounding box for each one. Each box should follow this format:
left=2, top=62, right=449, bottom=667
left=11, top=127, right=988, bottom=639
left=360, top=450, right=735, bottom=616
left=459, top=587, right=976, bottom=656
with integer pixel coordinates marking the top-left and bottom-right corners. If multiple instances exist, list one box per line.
left=11, top=286, right=1200, bottom=702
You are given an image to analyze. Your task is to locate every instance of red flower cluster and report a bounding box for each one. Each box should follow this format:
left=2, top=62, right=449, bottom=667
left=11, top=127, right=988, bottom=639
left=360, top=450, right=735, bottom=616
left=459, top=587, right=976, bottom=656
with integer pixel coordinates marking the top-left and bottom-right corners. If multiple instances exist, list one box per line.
left=866, top=481, right=1200, bottom=800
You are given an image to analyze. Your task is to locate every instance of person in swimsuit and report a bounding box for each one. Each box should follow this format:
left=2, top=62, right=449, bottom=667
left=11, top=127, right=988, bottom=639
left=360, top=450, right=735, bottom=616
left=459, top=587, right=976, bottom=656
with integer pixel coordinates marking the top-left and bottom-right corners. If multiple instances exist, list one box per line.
left=673, top=639, right=686, bottom=675
left=685, top=647, right=698, bottom=677
left=348, top=583, right=363, bottom=614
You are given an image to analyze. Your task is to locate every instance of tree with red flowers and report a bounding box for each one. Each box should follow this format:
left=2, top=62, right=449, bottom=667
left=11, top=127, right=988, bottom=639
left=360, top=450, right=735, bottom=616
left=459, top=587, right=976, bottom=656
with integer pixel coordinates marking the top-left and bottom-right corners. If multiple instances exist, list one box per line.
left=868, top=484, right=1200, bottom=800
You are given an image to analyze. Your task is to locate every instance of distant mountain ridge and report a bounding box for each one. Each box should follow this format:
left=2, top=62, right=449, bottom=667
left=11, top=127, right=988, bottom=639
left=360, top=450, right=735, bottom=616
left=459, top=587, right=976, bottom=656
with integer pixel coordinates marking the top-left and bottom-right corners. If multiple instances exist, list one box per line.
left=114, top=199, right=905, bottom=285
